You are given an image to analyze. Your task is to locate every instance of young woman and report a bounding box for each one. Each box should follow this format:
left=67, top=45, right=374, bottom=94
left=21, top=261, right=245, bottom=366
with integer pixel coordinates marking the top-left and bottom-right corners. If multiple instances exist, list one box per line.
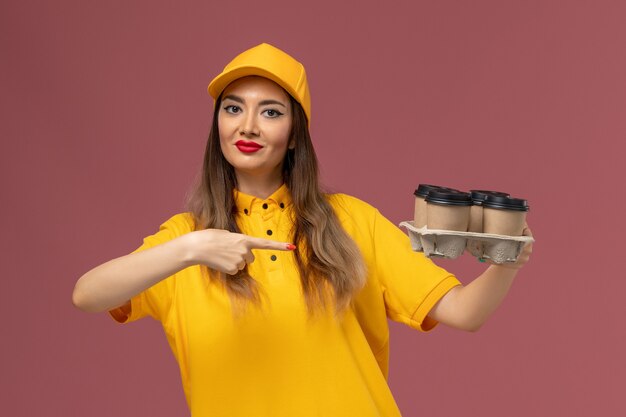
left=73, top=43, right=533, bottom=417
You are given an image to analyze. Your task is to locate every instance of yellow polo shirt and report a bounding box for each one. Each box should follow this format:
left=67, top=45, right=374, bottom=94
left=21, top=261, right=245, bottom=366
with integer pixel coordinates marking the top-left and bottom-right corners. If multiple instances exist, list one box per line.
left=109, top=184, right=461, bottom=416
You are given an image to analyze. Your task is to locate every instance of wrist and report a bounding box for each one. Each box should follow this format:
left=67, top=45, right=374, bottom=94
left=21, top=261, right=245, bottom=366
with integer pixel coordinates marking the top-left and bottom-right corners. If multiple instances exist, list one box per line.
left=488, top=264, right=520, bottom=278
left=176, top=232, right=199, bottom=268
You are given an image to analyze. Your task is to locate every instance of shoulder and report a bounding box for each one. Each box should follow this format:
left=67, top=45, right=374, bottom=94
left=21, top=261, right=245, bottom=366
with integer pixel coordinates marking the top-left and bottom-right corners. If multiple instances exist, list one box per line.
left=131, top=212, right=197, bottom=254
left=157, top=212, right=197, bottom=235
left=326, top=192, right=376, bottom=212
left=325, top=193, right=379, bottom=224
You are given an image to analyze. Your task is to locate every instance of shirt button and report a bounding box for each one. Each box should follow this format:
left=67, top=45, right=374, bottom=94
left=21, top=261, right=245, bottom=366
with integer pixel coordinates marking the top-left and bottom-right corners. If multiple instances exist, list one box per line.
left=279, top=203, right=285, bottom=209
left=262, top=203, right=268, bottom=209
left=244, top=209, right=248, bottom=214
left=270, top=255, right=277, bottom=261
left=266, top=230, right=273, bottom=236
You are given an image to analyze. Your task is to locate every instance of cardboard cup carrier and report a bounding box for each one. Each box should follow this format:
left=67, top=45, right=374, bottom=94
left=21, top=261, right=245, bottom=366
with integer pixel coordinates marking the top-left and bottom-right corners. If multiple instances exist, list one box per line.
left=403, top=185, right=533, bottom=264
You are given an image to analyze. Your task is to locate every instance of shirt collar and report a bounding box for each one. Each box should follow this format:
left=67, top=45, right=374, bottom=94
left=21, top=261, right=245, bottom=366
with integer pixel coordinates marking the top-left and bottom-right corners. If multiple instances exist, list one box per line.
left=234, top=183, right=292, bottom=215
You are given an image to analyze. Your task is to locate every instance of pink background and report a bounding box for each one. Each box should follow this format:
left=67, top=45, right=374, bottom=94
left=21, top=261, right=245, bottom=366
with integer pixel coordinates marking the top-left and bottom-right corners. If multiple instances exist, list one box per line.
left=2, top=0, right=625, bottom=415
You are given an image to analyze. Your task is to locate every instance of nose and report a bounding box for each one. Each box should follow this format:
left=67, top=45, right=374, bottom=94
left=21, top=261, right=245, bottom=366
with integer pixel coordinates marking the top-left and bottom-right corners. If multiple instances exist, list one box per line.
left=240, top=111, right=260, bottom=137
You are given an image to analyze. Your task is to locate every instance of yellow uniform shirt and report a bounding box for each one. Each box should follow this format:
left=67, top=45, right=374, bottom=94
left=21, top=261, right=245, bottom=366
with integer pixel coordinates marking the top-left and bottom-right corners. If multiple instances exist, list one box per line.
left=109, top=184, right=461, bottom=416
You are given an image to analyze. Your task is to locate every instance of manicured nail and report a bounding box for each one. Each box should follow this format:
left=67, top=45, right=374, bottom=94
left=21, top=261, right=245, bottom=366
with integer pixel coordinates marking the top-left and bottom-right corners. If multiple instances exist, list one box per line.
left=478, top=258, right=486, bottom=263
left=286, top=244, right=296, bottom=251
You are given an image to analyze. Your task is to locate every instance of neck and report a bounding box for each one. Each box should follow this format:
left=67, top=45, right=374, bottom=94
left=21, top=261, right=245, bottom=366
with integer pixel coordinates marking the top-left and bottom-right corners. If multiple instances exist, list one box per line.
left=235, top=170, right=284, bottom=199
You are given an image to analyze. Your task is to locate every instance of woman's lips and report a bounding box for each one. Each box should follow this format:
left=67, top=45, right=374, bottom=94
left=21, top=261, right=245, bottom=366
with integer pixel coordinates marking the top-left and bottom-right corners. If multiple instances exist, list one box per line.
left=235, top=140, right=263, bottom=153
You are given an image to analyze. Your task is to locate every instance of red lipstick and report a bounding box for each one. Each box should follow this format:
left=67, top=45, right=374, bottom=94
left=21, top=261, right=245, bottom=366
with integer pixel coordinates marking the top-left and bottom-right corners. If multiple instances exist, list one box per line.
left=235, top=140, right=263, bottom=153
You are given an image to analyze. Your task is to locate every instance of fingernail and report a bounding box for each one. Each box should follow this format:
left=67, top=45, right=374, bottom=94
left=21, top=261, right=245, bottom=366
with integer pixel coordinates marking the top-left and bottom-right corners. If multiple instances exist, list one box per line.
left=286, top=244, right=296, bottom=251
left=478, top=258, right=486, bottom=263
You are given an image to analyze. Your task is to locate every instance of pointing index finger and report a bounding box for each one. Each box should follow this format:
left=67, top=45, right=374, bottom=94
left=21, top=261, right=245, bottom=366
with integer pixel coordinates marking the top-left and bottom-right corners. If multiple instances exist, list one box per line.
left=245, top=236, right=296, bottom=251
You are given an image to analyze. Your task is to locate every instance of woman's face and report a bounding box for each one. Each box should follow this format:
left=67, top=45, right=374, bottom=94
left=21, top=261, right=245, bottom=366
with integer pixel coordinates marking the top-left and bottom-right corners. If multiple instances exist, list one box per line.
left=218, top=76, right=293, bottom=183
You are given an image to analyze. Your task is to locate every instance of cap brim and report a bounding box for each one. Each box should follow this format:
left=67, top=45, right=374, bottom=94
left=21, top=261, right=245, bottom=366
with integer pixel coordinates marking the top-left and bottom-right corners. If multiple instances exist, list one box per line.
left=208, top=65, right=299, bottom=104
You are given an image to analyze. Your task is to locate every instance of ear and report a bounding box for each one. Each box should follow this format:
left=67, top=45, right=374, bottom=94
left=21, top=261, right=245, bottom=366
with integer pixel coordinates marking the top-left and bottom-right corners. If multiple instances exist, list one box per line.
left=288, top=137, right=295, bottom=150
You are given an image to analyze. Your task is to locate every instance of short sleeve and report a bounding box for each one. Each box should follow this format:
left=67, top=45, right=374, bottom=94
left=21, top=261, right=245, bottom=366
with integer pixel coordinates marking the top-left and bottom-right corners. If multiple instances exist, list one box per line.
left=108, top=213, right=194, bottom=325
left=371, top=209, right=462, bottom=332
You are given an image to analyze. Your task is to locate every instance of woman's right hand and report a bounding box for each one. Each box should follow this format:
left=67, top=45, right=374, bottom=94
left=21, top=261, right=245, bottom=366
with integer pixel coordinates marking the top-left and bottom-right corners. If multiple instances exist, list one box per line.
left=183, top=229, right=295, bottom=275
left=73, top=228, right=295, bottom=313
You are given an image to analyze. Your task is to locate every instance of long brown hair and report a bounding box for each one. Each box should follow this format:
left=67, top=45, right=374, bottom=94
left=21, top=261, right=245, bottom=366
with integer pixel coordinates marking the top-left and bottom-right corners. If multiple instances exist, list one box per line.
left=185, top=91, right=366, bottom=317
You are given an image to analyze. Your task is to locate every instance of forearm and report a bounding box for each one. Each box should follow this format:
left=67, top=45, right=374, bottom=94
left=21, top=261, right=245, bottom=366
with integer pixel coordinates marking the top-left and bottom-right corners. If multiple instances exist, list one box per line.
left=429, top=264, right=519, bottom=331
left=428, top=225, right=533, bottom=331
left=72, top=234, right=194, bottom=313
left=72, top=226, right=294, bottom=313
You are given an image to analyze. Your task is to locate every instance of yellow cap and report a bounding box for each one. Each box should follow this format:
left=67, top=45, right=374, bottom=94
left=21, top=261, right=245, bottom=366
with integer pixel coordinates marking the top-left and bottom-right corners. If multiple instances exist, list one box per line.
left=208, top=43, right=311, bottom=125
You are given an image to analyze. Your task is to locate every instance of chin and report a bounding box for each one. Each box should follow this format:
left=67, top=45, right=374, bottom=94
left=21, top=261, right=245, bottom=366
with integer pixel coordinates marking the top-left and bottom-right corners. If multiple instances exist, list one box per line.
left=234, top=162, right=284, bottom=179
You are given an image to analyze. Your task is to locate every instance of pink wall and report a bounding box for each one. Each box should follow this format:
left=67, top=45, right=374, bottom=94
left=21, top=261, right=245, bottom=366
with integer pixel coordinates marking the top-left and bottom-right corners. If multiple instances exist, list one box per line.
left=2, top=0, right=625, bottom=415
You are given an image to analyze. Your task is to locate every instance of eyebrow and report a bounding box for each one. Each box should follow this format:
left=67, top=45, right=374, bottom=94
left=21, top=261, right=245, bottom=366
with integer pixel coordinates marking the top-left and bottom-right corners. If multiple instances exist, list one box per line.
left=223, top=94, right=287, bottom=108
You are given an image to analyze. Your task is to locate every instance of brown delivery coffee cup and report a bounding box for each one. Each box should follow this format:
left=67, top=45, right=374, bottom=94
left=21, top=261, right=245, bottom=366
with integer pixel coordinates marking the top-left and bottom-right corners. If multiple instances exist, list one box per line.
left=482, top=195, right=529, bottom=236
left=468, top=190, right=510, bottom=233
left=425, top=190, right=472, bottom=231
left=413, top=184, right=459, bottom=228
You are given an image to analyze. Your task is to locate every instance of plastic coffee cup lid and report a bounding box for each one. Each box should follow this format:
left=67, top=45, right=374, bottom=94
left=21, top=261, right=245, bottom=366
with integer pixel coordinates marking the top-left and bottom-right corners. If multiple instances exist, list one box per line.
left=414, top=184, right=461, bottom=198
left=469, top=190, right=510, bottom=205
left=482, top=195, right=529, bottom=211
left=425, top=190, right=472, bottom=206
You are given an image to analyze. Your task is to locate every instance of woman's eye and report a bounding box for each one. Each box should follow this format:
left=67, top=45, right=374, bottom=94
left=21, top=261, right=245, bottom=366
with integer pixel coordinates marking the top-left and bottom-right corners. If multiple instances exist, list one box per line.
left=263, top=109, right=283, bottom=118
left=224, top=105, right=241, bottom=114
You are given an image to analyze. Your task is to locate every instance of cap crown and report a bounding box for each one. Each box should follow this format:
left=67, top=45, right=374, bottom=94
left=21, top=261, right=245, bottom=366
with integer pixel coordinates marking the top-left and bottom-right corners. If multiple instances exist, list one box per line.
left=208, top=43, right=311, bottom=125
